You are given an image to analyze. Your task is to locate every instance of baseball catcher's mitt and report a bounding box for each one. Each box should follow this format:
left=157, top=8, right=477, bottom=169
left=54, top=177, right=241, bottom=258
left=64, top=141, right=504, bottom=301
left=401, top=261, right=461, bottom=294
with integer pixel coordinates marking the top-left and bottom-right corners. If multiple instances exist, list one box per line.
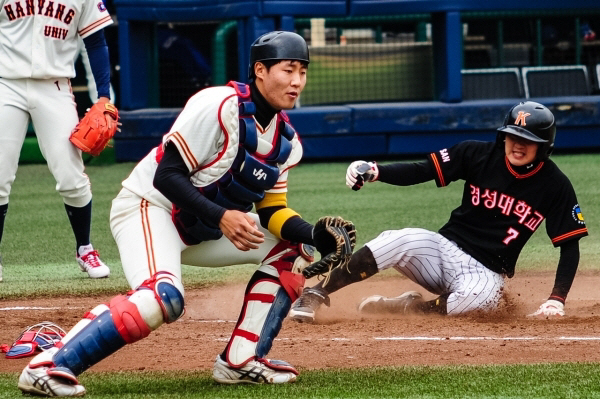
left=70, top=102, right=119, bottom=156
left=302, top=216, right=356, bottom=279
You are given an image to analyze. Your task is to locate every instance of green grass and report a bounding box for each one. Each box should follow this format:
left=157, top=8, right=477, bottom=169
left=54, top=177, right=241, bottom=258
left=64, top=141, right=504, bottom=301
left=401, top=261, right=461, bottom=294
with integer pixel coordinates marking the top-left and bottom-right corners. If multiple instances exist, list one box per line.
left=1, top=153, right=599, bottom=298
left=3, top=364, right=600, bottom=398
left=1, top=153, right=600, bottom=397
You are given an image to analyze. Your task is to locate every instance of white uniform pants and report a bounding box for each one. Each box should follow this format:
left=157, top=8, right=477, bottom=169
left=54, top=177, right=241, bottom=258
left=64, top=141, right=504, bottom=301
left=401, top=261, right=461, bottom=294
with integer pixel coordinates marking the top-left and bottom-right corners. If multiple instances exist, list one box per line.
left=366, top=228, right=505, bottom=315
left=109, top=188, right=281, bottom=291
left=0, top=78, right=91, bottom=207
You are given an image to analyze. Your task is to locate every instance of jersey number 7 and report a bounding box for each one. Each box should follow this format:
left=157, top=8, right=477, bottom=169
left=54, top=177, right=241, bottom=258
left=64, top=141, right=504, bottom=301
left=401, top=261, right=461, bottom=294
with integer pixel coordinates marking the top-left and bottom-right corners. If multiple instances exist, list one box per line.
left=503, top=227, right=519, bottom=245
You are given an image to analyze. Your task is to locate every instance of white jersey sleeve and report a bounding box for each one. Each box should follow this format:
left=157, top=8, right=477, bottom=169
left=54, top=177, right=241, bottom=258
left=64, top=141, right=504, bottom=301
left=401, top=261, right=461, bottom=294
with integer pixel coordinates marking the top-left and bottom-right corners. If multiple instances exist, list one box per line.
left=122, top=86, right=240, bottom=209
left=78, top=0, right=113, bottom=38
left=162, top=86, right=241, bottom=187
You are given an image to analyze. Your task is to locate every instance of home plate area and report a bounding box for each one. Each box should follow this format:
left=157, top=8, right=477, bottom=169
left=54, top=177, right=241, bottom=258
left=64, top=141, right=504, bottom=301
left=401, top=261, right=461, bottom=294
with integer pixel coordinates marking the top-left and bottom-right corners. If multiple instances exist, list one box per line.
left=2, top=272, right=600, bottom=373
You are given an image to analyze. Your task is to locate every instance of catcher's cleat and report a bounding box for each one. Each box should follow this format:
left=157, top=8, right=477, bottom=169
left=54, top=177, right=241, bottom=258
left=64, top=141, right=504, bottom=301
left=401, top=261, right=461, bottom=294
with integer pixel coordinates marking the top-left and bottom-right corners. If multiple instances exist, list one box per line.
left=76, top=244, right=110, bottom=279
left=18, top=354, right=86, bottom=397
left=212, top=355, right=298, bottom=384
left=358, top=291, right=424, bottom=314
left=288, top=287, right=330, bottom=323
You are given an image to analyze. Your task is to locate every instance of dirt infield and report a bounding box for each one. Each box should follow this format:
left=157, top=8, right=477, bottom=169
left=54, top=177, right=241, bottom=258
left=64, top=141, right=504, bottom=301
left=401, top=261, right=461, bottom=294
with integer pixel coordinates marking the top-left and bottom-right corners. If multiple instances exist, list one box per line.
left=2, top=271, right=600, bottom=374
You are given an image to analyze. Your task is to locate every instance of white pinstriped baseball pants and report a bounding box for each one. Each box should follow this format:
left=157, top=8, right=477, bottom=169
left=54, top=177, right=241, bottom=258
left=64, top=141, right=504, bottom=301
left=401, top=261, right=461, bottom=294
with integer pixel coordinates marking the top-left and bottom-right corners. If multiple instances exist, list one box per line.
left=365, top=228, right=505, bottom=315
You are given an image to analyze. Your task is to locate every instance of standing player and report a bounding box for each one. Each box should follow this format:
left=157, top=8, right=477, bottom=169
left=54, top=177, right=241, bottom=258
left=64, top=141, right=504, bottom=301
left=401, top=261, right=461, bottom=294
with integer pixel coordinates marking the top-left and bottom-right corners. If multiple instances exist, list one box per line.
left=290, top=101, right=588, bottom=322
left=0, top=0, right=117, bottom=281
left=17, top=31, right=351, bottom=396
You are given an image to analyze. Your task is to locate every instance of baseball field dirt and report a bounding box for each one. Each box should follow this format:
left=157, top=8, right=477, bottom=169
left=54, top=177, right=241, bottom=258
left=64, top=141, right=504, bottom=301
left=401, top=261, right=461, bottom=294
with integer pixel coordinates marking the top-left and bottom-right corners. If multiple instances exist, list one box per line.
left=2, top=271, right=600, bottom=373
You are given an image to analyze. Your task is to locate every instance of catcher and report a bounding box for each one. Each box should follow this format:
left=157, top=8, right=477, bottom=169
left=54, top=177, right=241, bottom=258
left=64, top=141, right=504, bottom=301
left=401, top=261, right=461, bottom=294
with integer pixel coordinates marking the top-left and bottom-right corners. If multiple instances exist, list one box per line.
left=289, top=101, right=587, bottom=322
left=18, top=31, right=355, bottom=397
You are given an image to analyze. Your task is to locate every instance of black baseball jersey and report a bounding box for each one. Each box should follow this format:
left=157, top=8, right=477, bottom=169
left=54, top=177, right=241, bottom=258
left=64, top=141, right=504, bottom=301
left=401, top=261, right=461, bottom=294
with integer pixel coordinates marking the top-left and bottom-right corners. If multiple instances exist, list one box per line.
left=429, top=141, right=587, bottom=277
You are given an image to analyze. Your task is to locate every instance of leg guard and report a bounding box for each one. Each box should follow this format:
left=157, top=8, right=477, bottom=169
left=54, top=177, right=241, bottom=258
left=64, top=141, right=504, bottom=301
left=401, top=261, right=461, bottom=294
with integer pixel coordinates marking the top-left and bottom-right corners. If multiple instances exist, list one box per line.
left=134, top=271, right=185, bottom=324
left=51, top=272, right=184, bottom=375
left=224, top=271, right=291, bottom=367
left=261, top=241, right=313, bottom=301
left=223, top=241, right=311, bottom=367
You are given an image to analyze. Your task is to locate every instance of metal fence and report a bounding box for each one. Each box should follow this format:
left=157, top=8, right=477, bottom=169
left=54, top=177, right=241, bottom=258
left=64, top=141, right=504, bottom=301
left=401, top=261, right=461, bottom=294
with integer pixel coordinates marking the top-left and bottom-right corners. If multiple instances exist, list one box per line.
left=149, top=11, right=600, bottom=107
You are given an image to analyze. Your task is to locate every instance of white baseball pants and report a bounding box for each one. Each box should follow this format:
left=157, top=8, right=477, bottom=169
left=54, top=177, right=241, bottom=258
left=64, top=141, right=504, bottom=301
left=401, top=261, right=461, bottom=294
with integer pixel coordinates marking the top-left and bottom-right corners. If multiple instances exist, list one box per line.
left=109, top=188, right=281, bottom=291
left=0, top=78, right=91, bottom=207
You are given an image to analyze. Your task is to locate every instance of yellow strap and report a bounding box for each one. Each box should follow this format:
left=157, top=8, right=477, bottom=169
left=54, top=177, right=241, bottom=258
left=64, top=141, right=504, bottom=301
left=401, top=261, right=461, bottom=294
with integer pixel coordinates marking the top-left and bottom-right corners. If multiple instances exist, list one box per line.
left=268, top=208, right=300, bottom=239
left=256, top=192, right=287, bottom=210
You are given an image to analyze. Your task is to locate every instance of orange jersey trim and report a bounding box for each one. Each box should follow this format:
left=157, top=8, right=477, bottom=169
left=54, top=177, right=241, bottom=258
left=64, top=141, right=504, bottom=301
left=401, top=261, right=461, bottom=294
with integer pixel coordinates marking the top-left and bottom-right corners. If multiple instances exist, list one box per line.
left=79, top=16, right=112, bottom=36
left=430, top=153, right=445, bottom=187
left=183, top=93, right=236, bottom=173
left=551, top=228, right=588, bottom=244
left=505, top=157, right=544, bottom=179
left=140, top=199, right=157, bottom=276
left=169, top=132, right=198, bottom=170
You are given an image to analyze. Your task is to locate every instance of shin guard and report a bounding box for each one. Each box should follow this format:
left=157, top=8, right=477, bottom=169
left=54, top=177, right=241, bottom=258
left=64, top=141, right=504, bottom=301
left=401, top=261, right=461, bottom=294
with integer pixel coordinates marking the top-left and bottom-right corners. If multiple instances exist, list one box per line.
left=51, top=272, right=184, bottom=375
left=223, top=241, right=310, bottom=367
left=224, top=272, right=291, bottom=367
left=261, top=241, right=312, bottom=301
left=52, top=296, right=152, bottom=375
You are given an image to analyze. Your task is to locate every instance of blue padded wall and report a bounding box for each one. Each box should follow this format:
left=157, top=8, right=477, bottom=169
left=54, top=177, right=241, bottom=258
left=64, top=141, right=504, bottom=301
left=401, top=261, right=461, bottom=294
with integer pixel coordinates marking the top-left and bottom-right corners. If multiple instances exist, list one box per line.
left=116, top=96, right=600, bottom=161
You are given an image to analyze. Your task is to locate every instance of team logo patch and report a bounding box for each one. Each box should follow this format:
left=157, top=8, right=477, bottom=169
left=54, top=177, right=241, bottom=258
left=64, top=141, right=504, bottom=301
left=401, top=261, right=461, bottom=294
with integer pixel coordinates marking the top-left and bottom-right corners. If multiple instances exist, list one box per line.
left=98, top=1, right=107, bottom=12
left=514, top=111, right=531, bottom=126
left=572, top=204, right=585, bottom=225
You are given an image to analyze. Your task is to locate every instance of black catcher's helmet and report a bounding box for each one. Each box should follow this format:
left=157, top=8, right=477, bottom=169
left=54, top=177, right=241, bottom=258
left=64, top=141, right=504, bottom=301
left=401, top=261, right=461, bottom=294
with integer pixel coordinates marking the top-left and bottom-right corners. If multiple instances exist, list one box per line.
left=248, top=31, right=310, bottom=80
left=497, top=101, right=557, bottom=160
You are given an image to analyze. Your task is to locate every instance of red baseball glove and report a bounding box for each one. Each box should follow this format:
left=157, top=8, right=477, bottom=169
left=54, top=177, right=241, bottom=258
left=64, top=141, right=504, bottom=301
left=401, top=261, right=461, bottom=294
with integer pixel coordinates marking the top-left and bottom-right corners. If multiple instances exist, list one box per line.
left=70, top=102, right=119, bottom=156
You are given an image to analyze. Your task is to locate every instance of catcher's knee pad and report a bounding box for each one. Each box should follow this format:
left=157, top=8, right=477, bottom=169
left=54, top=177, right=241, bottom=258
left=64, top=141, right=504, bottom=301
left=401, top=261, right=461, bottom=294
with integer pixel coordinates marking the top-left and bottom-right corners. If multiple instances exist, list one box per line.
left=134, top=272, right=185, bottom=325
left=261, top=241, right=313, bottom=301
left=262, top=241, right=314, bottom=274
left=224, top=272, right=292, bottom=367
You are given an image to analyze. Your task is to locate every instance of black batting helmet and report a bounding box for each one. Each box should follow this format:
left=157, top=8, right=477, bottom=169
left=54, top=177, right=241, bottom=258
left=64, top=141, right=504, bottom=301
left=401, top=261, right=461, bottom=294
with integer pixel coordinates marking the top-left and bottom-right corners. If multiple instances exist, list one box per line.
left=248, top=31, right=309, bottom=81
left=497, top=101, right=556, bottom=160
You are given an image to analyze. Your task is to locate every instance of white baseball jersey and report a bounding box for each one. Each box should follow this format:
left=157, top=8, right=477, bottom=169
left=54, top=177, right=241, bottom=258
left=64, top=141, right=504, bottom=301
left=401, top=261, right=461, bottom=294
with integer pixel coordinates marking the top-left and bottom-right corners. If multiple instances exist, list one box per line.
left=0, top=0, right=113, bottom=79
left=122, top=85, right=303, bottom=212
left=114, top=85, right=302, bottom=289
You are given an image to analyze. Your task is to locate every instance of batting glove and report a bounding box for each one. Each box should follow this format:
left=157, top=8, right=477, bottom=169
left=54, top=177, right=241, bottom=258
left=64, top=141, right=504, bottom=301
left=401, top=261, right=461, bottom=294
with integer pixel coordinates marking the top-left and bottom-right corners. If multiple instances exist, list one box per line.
left=527, top=299, right=565, bottom=317
left=346, top=161, right=378, bottom=191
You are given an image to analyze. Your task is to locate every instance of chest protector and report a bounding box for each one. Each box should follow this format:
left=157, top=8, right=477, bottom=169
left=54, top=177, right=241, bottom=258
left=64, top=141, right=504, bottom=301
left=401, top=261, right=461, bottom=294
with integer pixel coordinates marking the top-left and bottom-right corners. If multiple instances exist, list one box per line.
left=173, top=81, right=296, bottom=245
